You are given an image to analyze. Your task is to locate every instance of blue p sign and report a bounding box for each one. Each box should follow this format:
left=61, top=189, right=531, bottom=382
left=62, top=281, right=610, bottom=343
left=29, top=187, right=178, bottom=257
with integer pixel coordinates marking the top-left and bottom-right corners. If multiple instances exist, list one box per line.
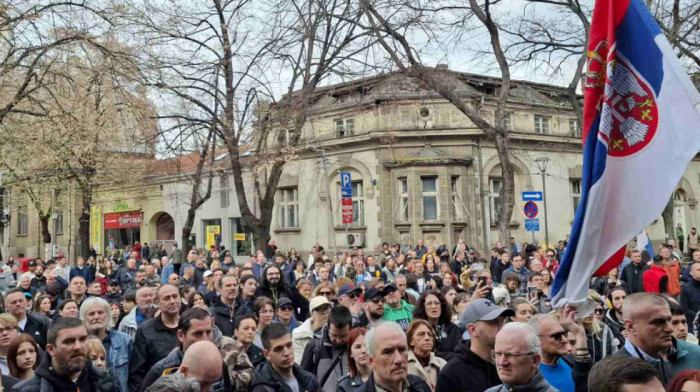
left=340, top=172, right=352, bottom=198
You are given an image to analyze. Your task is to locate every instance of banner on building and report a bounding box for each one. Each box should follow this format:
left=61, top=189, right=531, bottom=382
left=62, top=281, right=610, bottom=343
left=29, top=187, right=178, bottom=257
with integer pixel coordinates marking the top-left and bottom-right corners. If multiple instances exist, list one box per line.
left=90, top=205, right=102, bottom=250
left=104, top=211, right=142, bottom=229
left=206, top=225, right=221, bottom=249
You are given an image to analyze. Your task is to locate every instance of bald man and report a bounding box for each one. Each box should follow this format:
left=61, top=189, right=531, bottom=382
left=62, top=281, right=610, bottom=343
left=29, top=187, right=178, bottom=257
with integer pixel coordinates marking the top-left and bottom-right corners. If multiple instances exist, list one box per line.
left=180, top=341, right=223, bottom=391
left=614, top=293, right=673, bottom=386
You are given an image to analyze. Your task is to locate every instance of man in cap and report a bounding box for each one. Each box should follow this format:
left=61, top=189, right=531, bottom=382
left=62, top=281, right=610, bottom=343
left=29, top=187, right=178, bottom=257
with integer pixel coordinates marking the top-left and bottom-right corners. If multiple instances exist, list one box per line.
left=359, top=286, right=386, bottom=329
left=337, top=284, right=363, bottom=319
left=274, top=297, right=298, bottom=332
left=105, top=279, right=122, bottom=303
left=435, top=298, right=514, bottom=392
left=382, top=282, right=415, bottom=331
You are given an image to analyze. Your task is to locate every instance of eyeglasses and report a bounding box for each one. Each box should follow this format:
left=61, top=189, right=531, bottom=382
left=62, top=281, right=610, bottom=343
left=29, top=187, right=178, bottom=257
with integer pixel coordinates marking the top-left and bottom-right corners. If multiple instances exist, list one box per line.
left=279, top=306, right=293, bottom=312
left=319, top=291, right=333, bottom=296
left=594, top=308, right=604, bottom=315
left=314, top=305, right=332, bottom=314
left=491, top=351, right=535, bottom=360
left=542, top=331, right=567, bottom=341
left=0, top=327, right=17, bottom=335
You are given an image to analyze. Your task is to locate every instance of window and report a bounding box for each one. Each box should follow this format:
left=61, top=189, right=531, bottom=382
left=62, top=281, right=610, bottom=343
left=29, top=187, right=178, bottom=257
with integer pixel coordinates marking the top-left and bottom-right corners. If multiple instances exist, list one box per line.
left=421, top=176, right=439, bottom=221
left=489, top=178, right=503, bottom=222
left=570, top=179, right=581, bottom=215
left=569, top=118, right=581, bottom=137
left=534, top=115, right=550, bottom=134
left=55, top=212, right=63, bottom=235
left=351, top=181, right=365, bottom=226
left=451, top=176, right=465, bottom=220
left=398, top=177, right=409, bottom=221
left=18, top=207, right=28, bottom=236
left=220, top=175, right=229, bottom=208
left=279, top=187, right=299, bottom=228
left=335, top=118, right=355, bottom=137
left=503, top=113, right=513, bottom=130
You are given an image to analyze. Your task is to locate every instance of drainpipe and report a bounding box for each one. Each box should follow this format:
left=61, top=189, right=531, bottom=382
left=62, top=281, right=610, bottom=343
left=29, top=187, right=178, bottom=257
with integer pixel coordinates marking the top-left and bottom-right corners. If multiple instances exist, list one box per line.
left=477, top=138, right=488, bottom=251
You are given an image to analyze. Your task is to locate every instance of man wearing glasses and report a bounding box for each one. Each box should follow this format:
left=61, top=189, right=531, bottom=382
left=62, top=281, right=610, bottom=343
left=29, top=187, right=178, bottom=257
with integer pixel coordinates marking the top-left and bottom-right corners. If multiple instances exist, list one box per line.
left=527, top=309, right=591, bottom=392
left=358, top=287, right=386, bottom=329
left=486, top=322, right=557, bottom=392
left=436, top=298, right=514, bottom=392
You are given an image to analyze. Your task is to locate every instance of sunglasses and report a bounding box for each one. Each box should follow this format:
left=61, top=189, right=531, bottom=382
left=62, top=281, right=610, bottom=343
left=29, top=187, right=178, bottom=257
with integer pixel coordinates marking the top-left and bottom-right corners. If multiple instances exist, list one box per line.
left=594, top=308, right=604, bottom=315
left=279, top=306, right=293, bottom=312
left=545, top=331, right=567, bottom=341
left=345, top=293, right=357, bottom=300
left=319, top=291, right=333, bottom=296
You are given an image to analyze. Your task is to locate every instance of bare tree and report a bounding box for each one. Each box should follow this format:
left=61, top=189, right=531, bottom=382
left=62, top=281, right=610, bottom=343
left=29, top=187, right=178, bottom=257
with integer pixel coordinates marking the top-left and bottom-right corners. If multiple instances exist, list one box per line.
left=361, top=0, right=517, bottom=245
left=124, top=0, right=369, bottom=251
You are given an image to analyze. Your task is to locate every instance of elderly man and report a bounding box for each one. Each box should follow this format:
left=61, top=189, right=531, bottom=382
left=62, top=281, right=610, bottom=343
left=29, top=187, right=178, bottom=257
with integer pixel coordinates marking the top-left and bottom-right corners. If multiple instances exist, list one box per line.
left=486, top=322, right=556, bottom=392
left=118, top=286, right=156, bottom=338
left=146, top=341, right=224, bottom=392
left=80, top=297, right=133, bottom=392
left=528, top=309, right=592, bottom=392
left=351, top=321, right=431, bottom=392
left=614, top=293, right=673, bottom=385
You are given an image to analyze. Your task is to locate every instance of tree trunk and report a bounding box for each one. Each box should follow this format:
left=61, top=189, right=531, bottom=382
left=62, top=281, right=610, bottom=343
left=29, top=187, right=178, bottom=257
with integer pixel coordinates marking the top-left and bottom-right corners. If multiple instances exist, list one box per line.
left=79, top=190, right=92, bottom=260
left=661, top=196, right=674, bottom=241
left=181, top=210, right=195, bottom=252
left=494, top=134, right=514, bottom=245
left=39, top=213, right=51, bottom=244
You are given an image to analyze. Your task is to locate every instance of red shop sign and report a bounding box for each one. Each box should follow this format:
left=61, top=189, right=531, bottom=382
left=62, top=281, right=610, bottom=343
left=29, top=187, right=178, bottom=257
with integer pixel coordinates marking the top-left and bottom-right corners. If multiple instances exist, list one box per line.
left=104, top=211, right=143, bottom=229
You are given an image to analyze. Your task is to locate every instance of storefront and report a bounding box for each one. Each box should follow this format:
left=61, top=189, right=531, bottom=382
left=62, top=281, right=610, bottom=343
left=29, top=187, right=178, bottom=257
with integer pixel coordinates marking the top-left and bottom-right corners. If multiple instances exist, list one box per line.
left=104, top=211, right=142, bottom=253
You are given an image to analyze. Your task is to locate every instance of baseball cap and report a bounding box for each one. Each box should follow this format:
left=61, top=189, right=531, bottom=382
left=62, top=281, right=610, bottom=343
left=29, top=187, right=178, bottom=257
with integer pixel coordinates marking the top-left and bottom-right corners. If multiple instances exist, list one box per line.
left=337, top=284, right=362, bottom=298
left=109, top=279, right=120, bottom=286
left=309, top=296, right=331, bottom=312
left=364, top=287, right=386, bottom=301
left=28, top=261, right=36, bottom=267
left=460, top=298, right=514, bottom=326
left=383, top=283, right=398, bottom=293
left=203, top=270, right=213, bottom=278
left=276, top=297, right=293, bottom=308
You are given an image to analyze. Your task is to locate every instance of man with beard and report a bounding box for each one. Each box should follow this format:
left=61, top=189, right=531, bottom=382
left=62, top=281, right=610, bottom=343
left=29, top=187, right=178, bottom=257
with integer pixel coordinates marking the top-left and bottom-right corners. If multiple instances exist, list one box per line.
left=80, top=297, right=133, bottom=392
left=128, top=284, right=181, bottom=392
left=256, top=264, right=309, bottom=321
left=359, top=287, right=386, bottom=329
left=29, top=265, right=46, bottom=291
left=105, top=280, right=121, bottom=303
left=210, top=275, right=251, bottom=337
left=300, top=306, right=352, bottom=392
left=604, top=287, right=627, bottom=347
left=12, top=317, right=114, bottom=392
left=383, top=282, right=415, bottom=331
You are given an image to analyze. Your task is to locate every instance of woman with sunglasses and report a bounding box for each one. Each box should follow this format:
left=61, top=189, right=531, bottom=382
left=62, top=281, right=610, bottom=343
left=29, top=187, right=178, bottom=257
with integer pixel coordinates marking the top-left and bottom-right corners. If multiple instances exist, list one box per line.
left=337, top=328, right=370, bottom=392
left=581, top=290, right=618, bottom=362
left=293, top=296, right=332, bottom=363
left=413, top=290, right=463, bottom=361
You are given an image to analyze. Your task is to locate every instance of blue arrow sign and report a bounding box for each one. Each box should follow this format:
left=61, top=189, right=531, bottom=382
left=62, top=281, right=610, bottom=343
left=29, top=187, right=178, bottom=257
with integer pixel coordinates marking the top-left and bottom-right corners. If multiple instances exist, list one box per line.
left=522, top=191, right=543, bottom=201
left=340, top=172, right=352, bottom=198
left=525, top=218, right=540, bottom=231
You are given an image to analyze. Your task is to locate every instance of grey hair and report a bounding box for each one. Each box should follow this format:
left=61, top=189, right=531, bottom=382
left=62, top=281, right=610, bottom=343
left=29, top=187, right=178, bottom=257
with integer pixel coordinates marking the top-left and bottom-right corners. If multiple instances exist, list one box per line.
left=79, top=297, right=114, bottom=330
left=144, top=373, right=200, bottom=392
left=527, top=314, right=555, bottom=335
left=394, top=273, right=406, bottom=281
left=364, top=321, right=406, bottom=357
left=500, top=322, right=541, bottom=354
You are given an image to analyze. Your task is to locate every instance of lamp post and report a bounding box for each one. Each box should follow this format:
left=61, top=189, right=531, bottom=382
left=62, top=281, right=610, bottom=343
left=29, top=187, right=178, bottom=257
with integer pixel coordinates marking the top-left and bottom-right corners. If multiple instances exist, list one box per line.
left=309, top=146, right=337, bottom=251
left=534, top=157, right=550, bottom=247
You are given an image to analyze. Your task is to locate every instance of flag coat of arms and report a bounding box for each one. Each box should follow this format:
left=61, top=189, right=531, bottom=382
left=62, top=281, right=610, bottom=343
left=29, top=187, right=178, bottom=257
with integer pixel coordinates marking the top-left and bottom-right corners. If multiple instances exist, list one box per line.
left=551, top=0, right=700, bottom=307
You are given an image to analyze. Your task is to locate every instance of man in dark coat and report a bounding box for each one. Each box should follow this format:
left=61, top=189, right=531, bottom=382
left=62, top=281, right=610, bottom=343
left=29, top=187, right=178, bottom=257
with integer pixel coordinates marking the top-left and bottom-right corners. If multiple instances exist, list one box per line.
left=11, top=317, right=115, bottom=392
left=4, top=289, right=50, bottom=349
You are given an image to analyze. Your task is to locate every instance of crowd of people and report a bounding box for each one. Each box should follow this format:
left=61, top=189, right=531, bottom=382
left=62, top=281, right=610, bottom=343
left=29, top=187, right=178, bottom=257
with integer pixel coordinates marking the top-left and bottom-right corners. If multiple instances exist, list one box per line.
left=0, top=236, right=698, bottom=392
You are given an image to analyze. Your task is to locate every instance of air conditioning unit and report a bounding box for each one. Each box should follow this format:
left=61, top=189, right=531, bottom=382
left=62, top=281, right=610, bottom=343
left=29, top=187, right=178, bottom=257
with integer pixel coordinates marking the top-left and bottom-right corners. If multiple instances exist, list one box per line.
left=347, top=233, right=365, bottom=248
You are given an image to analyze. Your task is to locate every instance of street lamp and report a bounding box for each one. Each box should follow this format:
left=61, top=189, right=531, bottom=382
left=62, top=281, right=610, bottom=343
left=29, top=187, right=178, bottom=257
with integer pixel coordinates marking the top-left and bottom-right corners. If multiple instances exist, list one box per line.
left=309, top=146, right=337, bottom=251
left=534, top=157, right=551, bottom=247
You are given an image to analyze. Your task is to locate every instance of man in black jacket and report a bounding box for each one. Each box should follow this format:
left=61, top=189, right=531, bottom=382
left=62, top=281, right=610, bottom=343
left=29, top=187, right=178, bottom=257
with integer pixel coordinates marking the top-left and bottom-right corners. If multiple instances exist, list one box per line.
left=250, top=323, right=321, bottom=392
left=620, top=250, right=648, bottom=293
left=436, top=299, right=514, bottom=392
left=210, top=275, right=251, bottom=337
left=128, top=284, right=181, bottom=392
left=12, top=317, right=115, bottom=392
left=354, top=321, right=431, bottom=392
left=4, top=289, right=50, bottom=349
left=256, top=264, right=309, bottom=321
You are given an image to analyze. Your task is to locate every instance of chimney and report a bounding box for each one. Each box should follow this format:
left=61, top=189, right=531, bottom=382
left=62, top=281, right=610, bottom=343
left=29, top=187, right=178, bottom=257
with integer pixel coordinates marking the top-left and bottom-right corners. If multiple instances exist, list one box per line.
left=436, top=63, right=449, bottom=71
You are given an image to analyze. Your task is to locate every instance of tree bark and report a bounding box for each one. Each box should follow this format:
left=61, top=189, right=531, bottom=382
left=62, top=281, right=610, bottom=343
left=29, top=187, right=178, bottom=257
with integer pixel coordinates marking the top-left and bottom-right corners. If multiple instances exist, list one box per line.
left=661, top=196, right=674, bottom=241
left=39, top=213, right=51, bottom=244
left=79, top=190, right=92, bottom=260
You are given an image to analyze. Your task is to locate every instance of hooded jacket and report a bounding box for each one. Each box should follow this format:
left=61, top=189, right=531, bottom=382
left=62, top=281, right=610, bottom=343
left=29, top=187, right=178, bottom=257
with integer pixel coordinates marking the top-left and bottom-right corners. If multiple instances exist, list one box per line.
left=249, top=361, right=321, bottom=392
left=292, top=317, right=320, bottom=364
left=12, top=351, right=115, bottom=392
left=485, top=368, right=557, bottom=392
left=604, top=309, right=626, bottom=347
left=435, top=340, right=500, bottom=392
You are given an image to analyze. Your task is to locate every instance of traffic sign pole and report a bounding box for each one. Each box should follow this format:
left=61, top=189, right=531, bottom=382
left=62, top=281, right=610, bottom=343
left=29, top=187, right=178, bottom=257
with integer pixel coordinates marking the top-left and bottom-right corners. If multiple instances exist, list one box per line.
left=340, top=172, right=353, bottom=249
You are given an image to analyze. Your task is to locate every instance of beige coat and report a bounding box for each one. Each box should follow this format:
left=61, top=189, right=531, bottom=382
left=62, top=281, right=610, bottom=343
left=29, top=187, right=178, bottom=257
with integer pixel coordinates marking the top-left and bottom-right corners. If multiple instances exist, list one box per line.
left=407, top=350, right=447, bottom=391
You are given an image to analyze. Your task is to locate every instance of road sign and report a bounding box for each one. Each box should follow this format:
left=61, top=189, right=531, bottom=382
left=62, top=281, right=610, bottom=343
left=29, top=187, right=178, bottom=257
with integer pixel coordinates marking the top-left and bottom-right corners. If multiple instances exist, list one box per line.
left=340, top=172, right=352, bottom=198
left=525, top=218, right=540, bottom=231
left=342, top=204, right=353, bottom=224
left=522, top=191, right=543, bottom=201
left=523, top=201, right=539, bottom=219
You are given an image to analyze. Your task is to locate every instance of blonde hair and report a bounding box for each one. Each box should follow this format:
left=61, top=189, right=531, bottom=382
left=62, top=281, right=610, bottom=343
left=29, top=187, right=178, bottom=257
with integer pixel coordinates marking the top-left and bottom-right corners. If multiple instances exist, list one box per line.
left=0, top=314, right=18, bottom=329
left=85, top=338, right=107, bottom=370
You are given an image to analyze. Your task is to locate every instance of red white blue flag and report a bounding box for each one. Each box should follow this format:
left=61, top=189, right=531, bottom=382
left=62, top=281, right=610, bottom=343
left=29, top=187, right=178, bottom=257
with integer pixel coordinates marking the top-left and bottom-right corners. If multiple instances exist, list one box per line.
left=551, top=0, right=700, bottom=307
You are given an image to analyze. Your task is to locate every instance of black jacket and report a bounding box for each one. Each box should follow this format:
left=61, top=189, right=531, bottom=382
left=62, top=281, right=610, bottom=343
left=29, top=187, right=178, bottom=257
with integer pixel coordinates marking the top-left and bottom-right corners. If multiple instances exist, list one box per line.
left=620, top=262, right=649, bottom=294
left=20, top=313, right=50, bottom=350
left=255, top=284, right=309, bottom=322
left=128, top=315, right=178, bottom=392
left=355, top=374, right=431, bottom=392
left=249, top=361, right=321, bottom=392
left=435, top=340, right=500, bottom=392
left=603, top=309, right=626, bottom=348
left=3, top=375, right=20, bottom=391
left=139, top=348, right=184, bottom=392
left=209, top=296, right=252, bottom=337
left=680, top=279, right=700, bottom=334
left=614, top=346, right=672, bottom=386
left=434, top=322, right=464, bottom=361
left=247, top=344, right=266, bottom=369
left=12, top=351, right=115, bottom=392
left=559, top=355, right=593, bottom=392
left=300, top=325, right=347, bottom=391
left=337, top=373, right=365, bottom=392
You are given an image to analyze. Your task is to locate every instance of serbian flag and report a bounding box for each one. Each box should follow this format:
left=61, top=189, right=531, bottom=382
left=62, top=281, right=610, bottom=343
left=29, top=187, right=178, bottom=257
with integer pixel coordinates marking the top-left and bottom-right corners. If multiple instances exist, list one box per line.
left=551, top=0, right=700, bottom=308
left=636, top=230, right=654, bottom=257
